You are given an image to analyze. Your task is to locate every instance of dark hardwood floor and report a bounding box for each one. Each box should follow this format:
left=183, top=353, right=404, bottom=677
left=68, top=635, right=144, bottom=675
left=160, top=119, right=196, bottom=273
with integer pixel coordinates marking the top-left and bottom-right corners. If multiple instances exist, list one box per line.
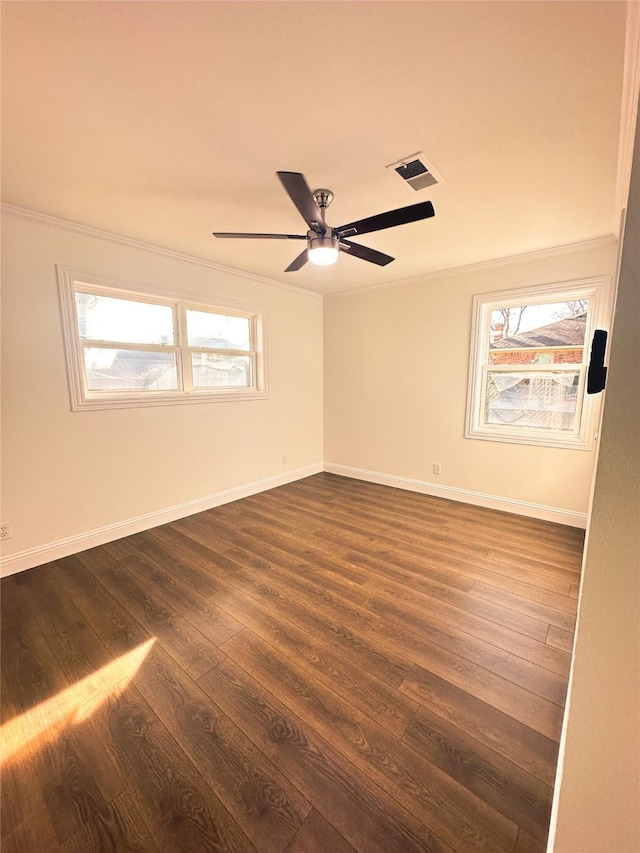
left=0, top=473, right=583, bottom=852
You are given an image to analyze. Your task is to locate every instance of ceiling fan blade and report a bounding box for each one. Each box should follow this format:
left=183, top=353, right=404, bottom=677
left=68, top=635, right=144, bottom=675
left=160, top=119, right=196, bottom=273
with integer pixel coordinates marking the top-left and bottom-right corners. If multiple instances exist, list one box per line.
left=284, top=249, right=309, bottom=272
left=340, top=240, right=394, bottom=266
left=212, top=232, right=306, bottom=240
left=277, top=172, right=324, bottom=233
left=336, top=201, right=435, bottom=237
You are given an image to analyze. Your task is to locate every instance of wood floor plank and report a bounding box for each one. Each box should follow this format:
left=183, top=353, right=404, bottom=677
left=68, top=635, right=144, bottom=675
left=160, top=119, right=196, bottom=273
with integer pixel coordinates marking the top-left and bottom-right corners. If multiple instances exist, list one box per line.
left=155, top=514, right=569, bottom=718
left=211, top=586, right=419, bottom=738
left=104, top=538, right=244, bottom=646
left=76, top=548, right=226, bottom=679
left=1, top=607, right=67, bottom=720
left=261, top=486, right=583, bottom=584
left=50, top=555, right=310, bottom=851
left=197, top=658, right=457, bottom=853
left=268, top=482, right=576, bottom=591
left=223, top=525, right=557, bottom=664
left=11, top=565, right=116, bottom=693
left=131, top=527, right=232, bottom=597
left=344, top=548, right=549, bottom=640
left=283, top=808, right=355, bottom=853
left=1, top=603, right=128, bottom=847
left=401, top=661, right=564, bottom=743
left=184, top=525, right=568, bottom=705
left=1, top=760, right=59, bottom=852
left=402, top=705, right=553, bottom=842
left=515, top=826, right=547, bottom=852
left=362, top=590, right=571, bottom=679
left=0, top=574, right=33, bottom=636
left=226, top=540, right=568, bottom=704
left=546, top=626, right=575, bottom=654
left=393, top=665, right=558, bottom=786
left=128, top=642, right=312, bottom=853
left=171, top=529, right=413, bottom=690
left=60, top=789, right=160, bottom=853
left=86, top=685, right=259, bottom=853
left=36, top=724, right=124, bottom=845
left=471, top=582, right=577, bottom=632
left=52, top=554, right=155, bottom=658
left=314, top=521, right=575, bottom=599
left=311, top=474, right=584, bottom=551
left=220, top=628, right=519, bottom=853
left=245, top=521, right=479, bottom=594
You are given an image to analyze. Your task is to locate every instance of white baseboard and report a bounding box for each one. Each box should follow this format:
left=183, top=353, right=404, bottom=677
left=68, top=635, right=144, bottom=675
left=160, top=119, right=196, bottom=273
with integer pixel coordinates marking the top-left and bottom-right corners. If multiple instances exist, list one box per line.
left=324, top=462, right=588, bottom=528
left=0, top=463, right=323, bottom=577
left=1, top=459, right=587, bottom=577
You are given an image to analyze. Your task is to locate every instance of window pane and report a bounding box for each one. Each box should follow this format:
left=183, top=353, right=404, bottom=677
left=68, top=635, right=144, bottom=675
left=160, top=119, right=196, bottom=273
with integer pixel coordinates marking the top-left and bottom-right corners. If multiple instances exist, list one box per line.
left=191, top=353, right=252, bottom=388
left=489, top=301, right=589, bottom=365
left=76, top=292, right=175, bottom=345
left=84, top=348, right=177, bottom=391
left=186, top=309, right=251, bottom=351
left=484, top=370, right=580, bottom=431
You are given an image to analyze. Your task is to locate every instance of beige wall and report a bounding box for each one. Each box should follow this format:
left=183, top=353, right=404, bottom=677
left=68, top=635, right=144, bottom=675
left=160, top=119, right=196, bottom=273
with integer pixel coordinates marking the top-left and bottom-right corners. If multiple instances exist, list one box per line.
left=324, top=241, right=618, bottom=521
left=549, top=105, right=640, bottom=852
left=0, top=213, right=323, bottom=572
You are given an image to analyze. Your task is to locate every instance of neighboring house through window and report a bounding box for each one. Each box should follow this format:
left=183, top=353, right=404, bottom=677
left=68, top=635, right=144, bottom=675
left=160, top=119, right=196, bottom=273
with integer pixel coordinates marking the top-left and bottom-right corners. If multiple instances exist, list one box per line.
left=466, top=278, right=610, bottom=449
left=58, top=266, right=267, bottom=410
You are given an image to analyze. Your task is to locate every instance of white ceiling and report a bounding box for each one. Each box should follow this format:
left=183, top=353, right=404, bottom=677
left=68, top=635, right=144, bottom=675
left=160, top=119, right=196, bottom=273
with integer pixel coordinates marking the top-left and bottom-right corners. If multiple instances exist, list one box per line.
left=1, top=1, right=628, bottom=295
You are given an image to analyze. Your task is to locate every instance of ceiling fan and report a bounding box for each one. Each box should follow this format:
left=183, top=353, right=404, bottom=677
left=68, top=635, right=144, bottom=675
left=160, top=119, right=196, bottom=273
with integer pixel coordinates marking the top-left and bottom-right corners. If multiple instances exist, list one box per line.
left=213, top=171, right=435, bottom=272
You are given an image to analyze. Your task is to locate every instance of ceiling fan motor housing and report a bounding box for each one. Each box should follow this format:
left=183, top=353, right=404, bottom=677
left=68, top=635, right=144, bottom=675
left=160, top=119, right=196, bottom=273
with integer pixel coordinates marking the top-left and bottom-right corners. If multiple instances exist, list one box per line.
left=307, top=230, right=340, bottom=265
left=312, top=189, right=334, bottom=211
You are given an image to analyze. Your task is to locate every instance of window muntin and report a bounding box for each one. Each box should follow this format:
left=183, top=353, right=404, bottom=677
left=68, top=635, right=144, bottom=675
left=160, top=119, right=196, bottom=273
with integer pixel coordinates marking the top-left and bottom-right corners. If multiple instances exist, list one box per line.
left=466, top=279, right=609, bottom=449
left=59, top=268, right=267, bottom=410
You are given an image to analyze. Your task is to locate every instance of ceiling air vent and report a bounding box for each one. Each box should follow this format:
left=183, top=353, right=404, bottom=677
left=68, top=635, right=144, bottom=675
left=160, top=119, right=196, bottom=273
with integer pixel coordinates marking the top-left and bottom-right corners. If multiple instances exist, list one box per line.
left=386, top=152, right=444, bottom=192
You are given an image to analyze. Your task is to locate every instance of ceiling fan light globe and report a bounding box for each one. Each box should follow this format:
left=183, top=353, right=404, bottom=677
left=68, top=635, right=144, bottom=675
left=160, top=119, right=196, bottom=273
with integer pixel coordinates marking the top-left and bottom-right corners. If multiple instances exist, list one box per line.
left=308, top=246, right=339, bottom=266
left=307, top=235, right=340, bottom=266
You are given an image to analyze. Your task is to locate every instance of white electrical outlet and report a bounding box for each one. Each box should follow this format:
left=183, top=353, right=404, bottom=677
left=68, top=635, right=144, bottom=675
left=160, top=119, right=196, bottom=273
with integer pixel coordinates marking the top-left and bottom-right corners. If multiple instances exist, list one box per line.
left=433, top=463, right=442, bottom=475
left=0, top=522, right=12, bottom=540
left=281, top=454, right=288, bottom=465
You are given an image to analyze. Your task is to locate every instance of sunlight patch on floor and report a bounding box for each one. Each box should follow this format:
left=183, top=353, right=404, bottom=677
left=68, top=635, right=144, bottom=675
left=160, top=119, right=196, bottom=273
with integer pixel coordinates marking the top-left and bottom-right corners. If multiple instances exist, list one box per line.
left=0, top=638, right=155, bottom=766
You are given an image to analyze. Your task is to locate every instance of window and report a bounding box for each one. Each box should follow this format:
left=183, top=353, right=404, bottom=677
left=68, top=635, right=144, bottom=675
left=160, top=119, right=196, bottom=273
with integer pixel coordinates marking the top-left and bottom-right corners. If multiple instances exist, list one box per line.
left=465, top=278, right=610, bottom=449
left=58, top=267, right=267, bottom=410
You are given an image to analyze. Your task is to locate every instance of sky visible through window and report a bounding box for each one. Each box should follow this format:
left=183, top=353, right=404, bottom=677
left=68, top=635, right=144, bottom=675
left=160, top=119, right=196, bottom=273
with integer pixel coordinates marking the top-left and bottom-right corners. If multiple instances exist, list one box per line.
left=491, top=300, right=589, bottom=338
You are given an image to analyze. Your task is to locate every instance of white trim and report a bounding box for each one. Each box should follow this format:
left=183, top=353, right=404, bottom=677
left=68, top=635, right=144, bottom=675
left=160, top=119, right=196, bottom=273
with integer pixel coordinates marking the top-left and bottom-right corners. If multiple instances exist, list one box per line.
left=465, top=277, right=612, bottom=450
left=323, top=463, right=588, bottom=528
left=326, top=235, right=617, bottom=298
left=2, top=204, right=617, bottom=302
left=57, top=265, right=269, bottom=409
left=614, top=1, right=640, bottom=233
left=0, top=463, right=324, bottom=577
left=0, top=203, right=323, bottom=300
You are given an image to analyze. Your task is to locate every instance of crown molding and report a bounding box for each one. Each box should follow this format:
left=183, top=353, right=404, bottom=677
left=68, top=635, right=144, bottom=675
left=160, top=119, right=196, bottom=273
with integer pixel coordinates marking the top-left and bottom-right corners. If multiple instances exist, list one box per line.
left=614, top=0, right=640, bottom=232
left=326, top=234, right=617, bottom=298
left=1, top=202, right=618, bottom=302
left=0, top=203, right=323, bottom=300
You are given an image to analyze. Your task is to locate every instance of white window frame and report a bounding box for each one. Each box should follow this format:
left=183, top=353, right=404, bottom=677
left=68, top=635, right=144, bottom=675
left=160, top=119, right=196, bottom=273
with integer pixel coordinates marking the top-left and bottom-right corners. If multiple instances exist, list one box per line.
left=57, top=266, right=268, bottom=410
left=465, top=277, right=611, bottom=450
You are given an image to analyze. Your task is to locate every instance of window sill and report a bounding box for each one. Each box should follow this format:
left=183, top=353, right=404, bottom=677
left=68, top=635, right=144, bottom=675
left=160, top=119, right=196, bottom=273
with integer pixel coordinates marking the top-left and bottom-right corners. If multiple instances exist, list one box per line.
left=71, top=389, right=269, bottom=411
left=464, top=425, right=591, bottom=450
